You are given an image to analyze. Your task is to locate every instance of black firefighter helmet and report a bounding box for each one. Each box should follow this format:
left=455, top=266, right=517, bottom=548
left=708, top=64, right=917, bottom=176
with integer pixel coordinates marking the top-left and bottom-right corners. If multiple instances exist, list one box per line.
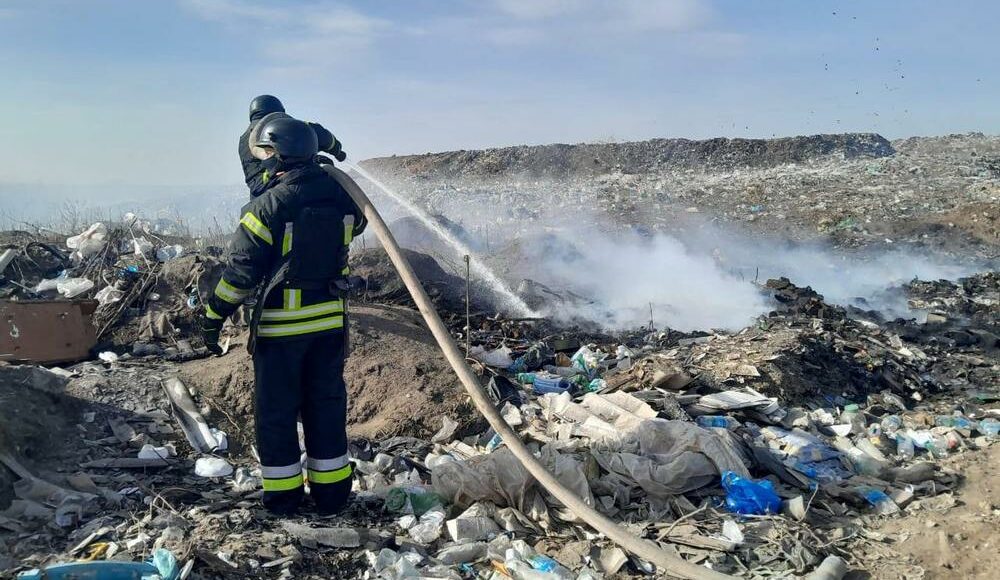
left=248, top=95, right=285, bottom=122
left=253, top=116, right=319, bottom=164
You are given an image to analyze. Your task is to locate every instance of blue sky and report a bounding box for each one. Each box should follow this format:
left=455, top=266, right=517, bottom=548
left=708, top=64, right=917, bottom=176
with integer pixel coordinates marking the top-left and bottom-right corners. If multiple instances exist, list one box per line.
left=0, top=0, right=997, bottom=188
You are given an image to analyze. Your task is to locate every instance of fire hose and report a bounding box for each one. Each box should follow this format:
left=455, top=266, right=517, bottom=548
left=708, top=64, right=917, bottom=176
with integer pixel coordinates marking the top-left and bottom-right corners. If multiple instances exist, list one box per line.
left=327, top=166, right=731, bottom=580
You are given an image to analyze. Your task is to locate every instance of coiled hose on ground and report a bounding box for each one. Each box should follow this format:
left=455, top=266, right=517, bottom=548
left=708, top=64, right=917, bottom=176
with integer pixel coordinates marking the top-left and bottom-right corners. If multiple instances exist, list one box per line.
left=327, top=166, right=731, bottom=580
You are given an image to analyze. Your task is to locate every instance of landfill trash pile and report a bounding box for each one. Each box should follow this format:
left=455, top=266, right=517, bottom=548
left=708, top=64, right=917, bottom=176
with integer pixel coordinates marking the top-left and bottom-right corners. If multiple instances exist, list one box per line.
left=0, top=213, right=202, bottom=362
left=2, top=251, right=998, bottom=578
left=361, top=133, right=1000, bottom=259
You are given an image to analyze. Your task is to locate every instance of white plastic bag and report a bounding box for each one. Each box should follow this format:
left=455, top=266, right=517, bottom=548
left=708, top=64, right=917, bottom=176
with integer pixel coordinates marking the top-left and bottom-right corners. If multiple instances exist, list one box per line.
left=156, top=244, right=184, bottom=262
left=66, top=223, right=107, bottom=260
left=95, top=285, right=124, bottom=305
left=194, top=457, right=234, bottom=478
left=57, top=277, right=94, bottom=298
left=132, top=237, right=153, bottom=256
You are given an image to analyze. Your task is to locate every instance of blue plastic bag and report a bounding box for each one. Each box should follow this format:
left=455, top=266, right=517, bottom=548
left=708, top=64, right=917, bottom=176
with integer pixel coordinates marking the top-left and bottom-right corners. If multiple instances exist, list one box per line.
left=721, top=471, right=781, bottom=515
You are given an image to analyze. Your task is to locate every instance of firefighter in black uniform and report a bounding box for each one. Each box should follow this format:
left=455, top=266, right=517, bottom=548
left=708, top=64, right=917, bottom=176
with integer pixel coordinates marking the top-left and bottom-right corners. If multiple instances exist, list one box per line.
left=240, top=95, right=347, bottom=197
left=203, top=115, right=366, bottom=515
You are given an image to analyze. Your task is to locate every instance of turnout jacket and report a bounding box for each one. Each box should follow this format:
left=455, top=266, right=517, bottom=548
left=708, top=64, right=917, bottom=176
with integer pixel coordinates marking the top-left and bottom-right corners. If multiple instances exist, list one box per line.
left=238, top=124, right=269, bottom=198
left=207, top=163, right=366, bottom=340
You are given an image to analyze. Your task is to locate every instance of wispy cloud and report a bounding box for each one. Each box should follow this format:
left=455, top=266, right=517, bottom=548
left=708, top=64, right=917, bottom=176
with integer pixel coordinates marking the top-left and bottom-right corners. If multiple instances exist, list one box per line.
left=493, top=0, right=712, bottom=32
left=493, top=0, right=586, bottom=20
left=179, top=0, right=391, bottom=64
left=478, top=0, right=721, bottom=48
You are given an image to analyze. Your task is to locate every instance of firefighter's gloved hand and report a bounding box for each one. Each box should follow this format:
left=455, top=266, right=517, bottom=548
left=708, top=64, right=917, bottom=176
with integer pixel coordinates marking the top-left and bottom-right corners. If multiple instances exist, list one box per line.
left=347, top=275, right=366, bottom=297
left=201, top=317, right=224, bottom=356
left=308, top=122, right=346, bottom=161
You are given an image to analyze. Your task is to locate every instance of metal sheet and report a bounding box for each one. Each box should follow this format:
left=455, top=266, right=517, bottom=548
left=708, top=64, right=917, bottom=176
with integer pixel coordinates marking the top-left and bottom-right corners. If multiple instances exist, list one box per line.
left=0, top=300, right=98, bottom=364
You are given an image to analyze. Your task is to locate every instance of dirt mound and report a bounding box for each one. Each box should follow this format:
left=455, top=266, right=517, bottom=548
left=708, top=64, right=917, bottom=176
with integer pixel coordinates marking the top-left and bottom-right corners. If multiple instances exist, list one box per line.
left=872, top=443, right=1000, bottom=579
left=362, top=133, right=894, bottom=179
left=350, top=247, right=492, bottom=313
left=0, top=366, right=80, bottom=509
left=179, top=304, right=475, bottom=442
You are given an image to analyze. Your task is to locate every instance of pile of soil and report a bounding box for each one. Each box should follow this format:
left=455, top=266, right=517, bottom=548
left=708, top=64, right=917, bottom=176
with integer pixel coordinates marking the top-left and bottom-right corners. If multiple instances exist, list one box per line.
left=0, top=366, right=80, bottom=509
left=349, top=247, right=491, bottom=313
left=180, top=304, right=476, bottom=443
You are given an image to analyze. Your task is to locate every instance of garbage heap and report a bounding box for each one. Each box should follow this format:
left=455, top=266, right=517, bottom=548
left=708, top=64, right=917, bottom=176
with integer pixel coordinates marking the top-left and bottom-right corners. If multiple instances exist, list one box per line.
left=0, top=216, right=224, bottom=363
left=2, top=258, right=997, bottom=578
left=334, top=275, right=999, bottom=577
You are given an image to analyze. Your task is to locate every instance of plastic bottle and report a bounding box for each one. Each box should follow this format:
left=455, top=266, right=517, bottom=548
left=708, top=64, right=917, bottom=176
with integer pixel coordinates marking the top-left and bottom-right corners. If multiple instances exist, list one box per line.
left=856, top=486, right=900, bottom=515
left=934, top=415, right=975, bottom=429
left=840, top=404, right=866, bottom=434
left=855, top=438, right=888, bottom=463
left=979, top=418, right=1000, bottom=439
left=925, top=433, right=949, bottom=458
left=695, top=416, right=740, bottom=430
left=516, top=373, right=537, bottom=384
left=720, top=471, right=781, bottom=515
left=532, top=375, right=571, bottom=395
left=880, top=415, right=903, bottom=434
left=895, top=432, right=915, bottom=459
left=835, top=441, right=884, bottom=476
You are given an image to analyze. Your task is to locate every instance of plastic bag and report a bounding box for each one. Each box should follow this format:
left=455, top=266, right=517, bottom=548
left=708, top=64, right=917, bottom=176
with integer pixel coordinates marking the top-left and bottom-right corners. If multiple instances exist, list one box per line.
left=66, top=223, right=107, bottom=260
left=385, top=486, right=444, bottom=517
left=56, top=277, right=94, bottom=298
left=34, top=272, right=67, bottom=293
left=593, top=419, right=750, bottom=498
left=432, top=447, right=537, bottom=512
left=95, top=285, right=124, bottom=305
left=570, top=346, right=599, bottom=377
left=721, top=471, right=781, bottom=515
left=132, top=237, right=153, bottom=256
left=408, top=508, right=446, bottom=544
left=156, top=244, right=184, bottom=262
left=194, top=457, right=234, bottom=478
left=469, top=345, right=515, bottom=368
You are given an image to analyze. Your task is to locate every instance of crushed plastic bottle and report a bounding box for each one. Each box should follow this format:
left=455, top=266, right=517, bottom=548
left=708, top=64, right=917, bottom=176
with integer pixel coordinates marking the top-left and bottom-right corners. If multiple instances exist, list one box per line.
left=895, top=432, right=915, bottom=459
left=485, top=433, right=503, bottom=452
left=856, top=486, right=900, bottom=515
left=720, top=471, right=781, bottom=515
left=934, top=414, right=977, bottom=430
left=695, top=415, right=740, bottom=430
left=880, top=415, right=903, bottom=434
left=408, top=509, right=446, bottom=544
left=980, top=418, right=1000, bottom=438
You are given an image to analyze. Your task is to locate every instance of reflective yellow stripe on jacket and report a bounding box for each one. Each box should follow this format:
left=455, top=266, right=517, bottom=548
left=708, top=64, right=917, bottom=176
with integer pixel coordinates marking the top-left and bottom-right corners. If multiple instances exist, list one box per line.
left=257, top=299, right=345, bottom=338
left=240, top=212, right=273, bottom=245
left=214, top=279, right=250, bottom=304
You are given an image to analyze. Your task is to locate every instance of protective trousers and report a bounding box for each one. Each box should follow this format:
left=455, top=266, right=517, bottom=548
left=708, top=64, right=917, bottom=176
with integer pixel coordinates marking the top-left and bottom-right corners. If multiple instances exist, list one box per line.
left=253, top=331, right=352, bottom=514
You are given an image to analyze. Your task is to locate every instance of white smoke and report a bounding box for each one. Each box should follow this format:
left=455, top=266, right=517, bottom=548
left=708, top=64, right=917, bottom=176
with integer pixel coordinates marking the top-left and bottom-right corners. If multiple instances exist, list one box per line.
left=504, top=220, right=981, bottom=330
left=357, top=175, right=986, bottom=331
